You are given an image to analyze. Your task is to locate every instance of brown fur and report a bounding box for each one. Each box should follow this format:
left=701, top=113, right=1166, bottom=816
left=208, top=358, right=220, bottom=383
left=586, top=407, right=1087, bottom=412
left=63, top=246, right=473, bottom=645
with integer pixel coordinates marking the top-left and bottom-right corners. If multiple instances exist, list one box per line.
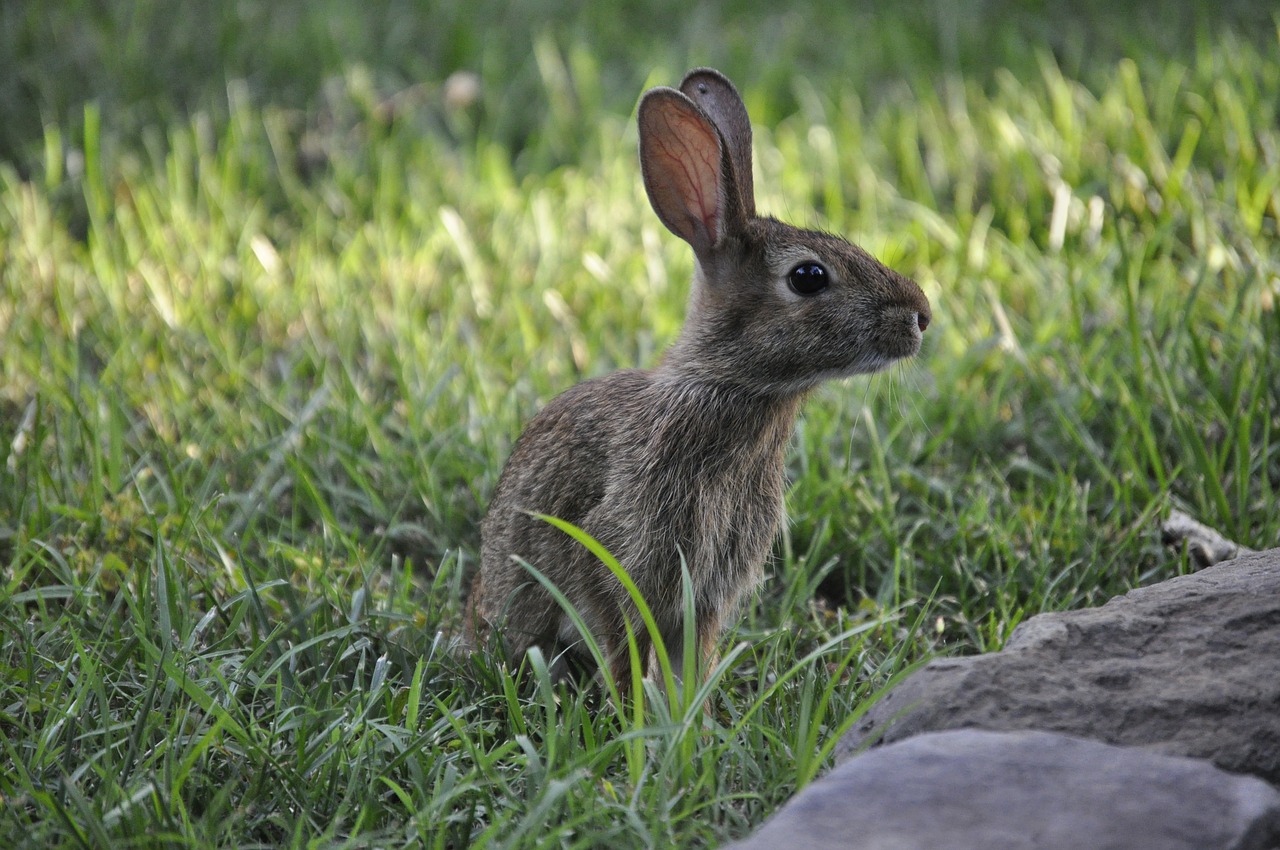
left=467, top=69, right=931, bottom=691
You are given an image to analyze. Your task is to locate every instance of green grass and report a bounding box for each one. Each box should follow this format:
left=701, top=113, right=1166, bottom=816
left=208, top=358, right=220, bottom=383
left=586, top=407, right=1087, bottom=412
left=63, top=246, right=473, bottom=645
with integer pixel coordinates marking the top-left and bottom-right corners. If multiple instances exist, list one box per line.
left=2, top=1, right=1279, bottom=847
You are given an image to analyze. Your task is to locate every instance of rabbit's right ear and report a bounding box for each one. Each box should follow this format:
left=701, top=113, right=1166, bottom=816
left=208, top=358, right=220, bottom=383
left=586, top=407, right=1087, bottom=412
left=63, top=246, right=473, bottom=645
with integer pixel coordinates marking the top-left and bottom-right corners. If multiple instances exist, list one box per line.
left=638, top=88, right=747, bottom=258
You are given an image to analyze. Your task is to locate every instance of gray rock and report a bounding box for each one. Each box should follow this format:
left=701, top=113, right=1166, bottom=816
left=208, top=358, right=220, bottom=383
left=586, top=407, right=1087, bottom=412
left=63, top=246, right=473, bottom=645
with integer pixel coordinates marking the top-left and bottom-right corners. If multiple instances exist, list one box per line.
left=727, top=730, right=1280, bottom=850
left=838, top=547, right=1280, bottom=783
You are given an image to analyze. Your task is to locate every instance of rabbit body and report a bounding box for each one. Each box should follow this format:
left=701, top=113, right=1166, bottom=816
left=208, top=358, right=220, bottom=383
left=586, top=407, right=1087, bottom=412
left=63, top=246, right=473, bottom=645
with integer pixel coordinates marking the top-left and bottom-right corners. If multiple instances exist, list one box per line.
left=468, top=69, right=931, bottom=688
left=477, top=364, right=800, bottom=681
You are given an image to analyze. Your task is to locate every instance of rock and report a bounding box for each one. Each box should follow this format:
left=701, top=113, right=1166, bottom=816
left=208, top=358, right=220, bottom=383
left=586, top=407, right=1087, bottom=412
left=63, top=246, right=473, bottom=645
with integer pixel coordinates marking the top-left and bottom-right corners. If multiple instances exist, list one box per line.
left=838, top=548, right=1280, bottom=783
left=727, top=729, right=1280, bottom=850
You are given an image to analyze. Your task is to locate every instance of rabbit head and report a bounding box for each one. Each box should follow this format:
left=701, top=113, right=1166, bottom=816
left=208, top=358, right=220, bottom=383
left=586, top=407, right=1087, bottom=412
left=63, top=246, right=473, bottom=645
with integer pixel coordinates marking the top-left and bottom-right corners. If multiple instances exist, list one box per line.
left=641, top=69, right=930, bottom=394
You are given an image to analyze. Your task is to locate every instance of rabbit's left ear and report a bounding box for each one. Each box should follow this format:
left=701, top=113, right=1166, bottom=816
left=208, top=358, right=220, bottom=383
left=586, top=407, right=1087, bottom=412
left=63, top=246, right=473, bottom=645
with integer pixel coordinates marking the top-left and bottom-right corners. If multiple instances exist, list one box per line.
left=679, top=68, right=755, bottom=217
left=638, top=87, right=748, bottom=258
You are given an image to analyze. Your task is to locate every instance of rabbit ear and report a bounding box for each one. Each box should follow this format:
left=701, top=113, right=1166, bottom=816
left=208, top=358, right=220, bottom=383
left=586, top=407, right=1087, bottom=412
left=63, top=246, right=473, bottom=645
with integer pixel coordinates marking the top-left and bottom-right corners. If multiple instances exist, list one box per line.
left=638, top=87, right=748, bottom=258
left=679, top=68, right=755, bottom=217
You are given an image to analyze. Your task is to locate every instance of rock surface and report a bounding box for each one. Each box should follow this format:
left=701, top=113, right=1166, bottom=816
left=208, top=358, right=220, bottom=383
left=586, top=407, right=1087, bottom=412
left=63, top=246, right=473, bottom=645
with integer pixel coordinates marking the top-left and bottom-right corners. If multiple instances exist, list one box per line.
left=838, top=548, right=1280, bottom=782
left=727, top=729, right=1280, bottom=850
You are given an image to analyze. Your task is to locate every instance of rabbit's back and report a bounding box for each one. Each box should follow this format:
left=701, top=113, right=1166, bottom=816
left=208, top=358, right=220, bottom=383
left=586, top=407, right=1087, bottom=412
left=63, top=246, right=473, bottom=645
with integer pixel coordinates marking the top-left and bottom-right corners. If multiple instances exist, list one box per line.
left=477, top=374, right=628, bottom=619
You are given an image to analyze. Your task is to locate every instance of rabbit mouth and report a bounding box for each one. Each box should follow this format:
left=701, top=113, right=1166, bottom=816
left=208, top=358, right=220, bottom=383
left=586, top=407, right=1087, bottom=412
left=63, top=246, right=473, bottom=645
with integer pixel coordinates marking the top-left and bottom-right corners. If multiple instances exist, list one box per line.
left=759, top=345, right=918, bottom=395
left=824, top=322, right=926, bottom=376
left=867, top=304, right=928, bottom=363
left=839, top=344, right=919, bottom=377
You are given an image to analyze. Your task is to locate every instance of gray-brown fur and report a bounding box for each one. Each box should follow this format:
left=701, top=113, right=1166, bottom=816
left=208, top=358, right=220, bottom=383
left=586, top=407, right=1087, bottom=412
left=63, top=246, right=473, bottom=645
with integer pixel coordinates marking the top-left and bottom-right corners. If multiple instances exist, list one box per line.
left=468, top=69, right=931, bottom=690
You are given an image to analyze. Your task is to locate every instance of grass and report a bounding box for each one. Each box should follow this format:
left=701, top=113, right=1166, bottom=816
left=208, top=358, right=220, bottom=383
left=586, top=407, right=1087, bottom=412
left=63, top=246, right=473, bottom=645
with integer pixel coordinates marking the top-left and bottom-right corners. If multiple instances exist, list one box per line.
left=2, top=1, right=1279, bottom=847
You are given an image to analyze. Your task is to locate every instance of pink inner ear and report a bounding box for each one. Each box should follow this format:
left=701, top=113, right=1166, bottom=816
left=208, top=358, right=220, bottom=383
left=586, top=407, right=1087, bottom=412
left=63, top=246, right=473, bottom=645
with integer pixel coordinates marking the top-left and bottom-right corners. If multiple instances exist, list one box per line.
left=649, top=106, right=722, bottom=247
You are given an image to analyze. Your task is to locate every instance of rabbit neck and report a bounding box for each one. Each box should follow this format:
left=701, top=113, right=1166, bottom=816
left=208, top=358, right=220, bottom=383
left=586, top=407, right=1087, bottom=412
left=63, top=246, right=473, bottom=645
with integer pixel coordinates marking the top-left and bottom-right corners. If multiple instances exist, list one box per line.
left=647, top=365, right=806, bottom=457
left=659, top=324, right=821, bottom=403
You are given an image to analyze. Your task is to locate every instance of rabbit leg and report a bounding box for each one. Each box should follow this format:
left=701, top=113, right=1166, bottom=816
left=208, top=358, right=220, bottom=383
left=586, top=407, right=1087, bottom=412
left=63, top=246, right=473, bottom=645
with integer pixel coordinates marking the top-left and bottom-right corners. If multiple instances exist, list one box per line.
left=696, top=612, right=723, bottom=682
left=603, top=622, right=652, bottom=698
left=646, top=612, right=721, bottom=695
left=473, top=579, right=565, bottom=670
left=462, top=574, right=486, bottom=650
left=660, top=611, right=723, bottom=685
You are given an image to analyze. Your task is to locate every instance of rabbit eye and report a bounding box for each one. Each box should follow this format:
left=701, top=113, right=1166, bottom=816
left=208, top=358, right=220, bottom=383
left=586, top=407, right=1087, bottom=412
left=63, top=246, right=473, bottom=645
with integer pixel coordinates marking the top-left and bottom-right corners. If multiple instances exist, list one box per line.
left=788, top=262, right=829, bottom=296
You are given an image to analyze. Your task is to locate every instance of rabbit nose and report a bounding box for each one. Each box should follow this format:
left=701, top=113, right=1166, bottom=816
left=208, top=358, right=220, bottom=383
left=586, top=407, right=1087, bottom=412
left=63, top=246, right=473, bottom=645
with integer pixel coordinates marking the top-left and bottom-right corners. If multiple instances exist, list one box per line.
left=917, top=312, right=930, bottom=332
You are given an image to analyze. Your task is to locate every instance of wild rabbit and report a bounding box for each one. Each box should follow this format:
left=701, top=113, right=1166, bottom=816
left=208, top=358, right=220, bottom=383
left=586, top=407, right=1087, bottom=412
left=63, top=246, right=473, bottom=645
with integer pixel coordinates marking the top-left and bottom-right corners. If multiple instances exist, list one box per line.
left=468, top=68, right=930, bottom=690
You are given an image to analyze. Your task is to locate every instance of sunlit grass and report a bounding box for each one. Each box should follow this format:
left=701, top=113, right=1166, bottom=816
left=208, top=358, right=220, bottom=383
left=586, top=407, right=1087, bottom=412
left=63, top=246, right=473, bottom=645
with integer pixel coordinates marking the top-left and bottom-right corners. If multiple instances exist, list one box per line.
left=1, top=2, right=1278, bottom=847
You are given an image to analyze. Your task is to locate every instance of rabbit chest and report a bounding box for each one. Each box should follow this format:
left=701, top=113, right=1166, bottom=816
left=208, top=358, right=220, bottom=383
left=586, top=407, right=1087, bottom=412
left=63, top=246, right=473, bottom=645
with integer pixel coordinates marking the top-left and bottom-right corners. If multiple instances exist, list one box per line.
left=600, top=377, right=803, bottom=620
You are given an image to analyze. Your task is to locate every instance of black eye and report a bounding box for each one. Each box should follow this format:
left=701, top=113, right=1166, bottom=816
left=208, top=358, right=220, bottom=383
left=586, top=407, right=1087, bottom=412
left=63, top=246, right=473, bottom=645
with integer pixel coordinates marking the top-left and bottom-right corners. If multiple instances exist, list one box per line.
left=788, top=262, right=829, bottom=296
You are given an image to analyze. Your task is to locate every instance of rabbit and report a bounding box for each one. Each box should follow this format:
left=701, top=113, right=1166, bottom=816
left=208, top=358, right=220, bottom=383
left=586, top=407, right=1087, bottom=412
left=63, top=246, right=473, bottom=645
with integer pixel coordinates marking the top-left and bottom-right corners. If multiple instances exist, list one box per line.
left=467, top=68, right=930, bottom=692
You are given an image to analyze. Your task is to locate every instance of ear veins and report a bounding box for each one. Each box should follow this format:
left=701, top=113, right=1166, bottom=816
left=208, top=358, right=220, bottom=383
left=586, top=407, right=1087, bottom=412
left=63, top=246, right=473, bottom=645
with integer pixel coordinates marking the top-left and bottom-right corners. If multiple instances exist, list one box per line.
left=664, top=111, right=720, bottom=244
left=645, top=104, right=723, bottom=249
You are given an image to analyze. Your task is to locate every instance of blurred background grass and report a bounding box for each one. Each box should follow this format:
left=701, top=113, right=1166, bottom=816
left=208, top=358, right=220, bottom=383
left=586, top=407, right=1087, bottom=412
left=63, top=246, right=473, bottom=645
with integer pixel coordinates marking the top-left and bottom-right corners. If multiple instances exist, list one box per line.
left=3, top=0, right=1276, bottom=169
left=1, top=1, right=1278, bottom=846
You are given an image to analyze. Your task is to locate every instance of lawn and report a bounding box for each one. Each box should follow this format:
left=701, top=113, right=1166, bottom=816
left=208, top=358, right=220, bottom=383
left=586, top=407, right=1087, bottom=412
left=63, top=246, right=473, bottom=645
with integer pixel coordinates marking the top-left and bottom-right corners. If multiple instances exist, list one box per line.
left=1, top=1, right=1278, bottom=847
